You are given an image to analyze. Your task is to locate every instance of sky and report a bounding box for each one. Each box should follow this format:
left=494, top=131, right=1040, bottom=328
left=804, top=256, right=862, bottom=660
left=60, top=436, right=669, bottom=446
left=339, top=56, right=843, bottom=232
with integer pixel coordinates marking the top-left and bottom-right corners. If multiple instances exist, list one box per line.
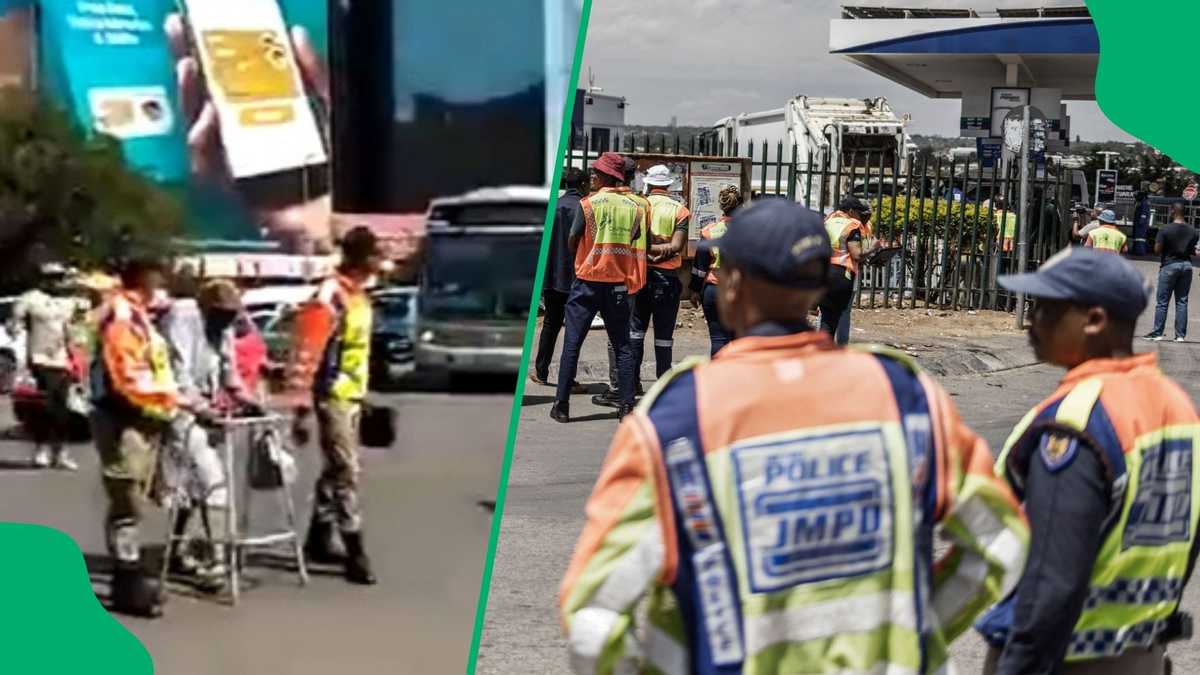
left=579, top=0, right=1135, bottom=142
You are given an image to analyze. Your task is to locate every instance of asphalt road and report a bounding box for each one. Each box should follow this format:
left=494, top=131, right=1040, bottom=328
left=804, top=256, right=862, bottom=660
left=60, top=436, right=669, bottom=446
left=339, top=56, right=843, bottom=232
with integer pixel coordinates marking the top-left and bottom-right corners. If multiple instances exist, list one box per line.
left=0, top=386, right=511, bottom=675
left=477, top=261, right=1200, bottom=674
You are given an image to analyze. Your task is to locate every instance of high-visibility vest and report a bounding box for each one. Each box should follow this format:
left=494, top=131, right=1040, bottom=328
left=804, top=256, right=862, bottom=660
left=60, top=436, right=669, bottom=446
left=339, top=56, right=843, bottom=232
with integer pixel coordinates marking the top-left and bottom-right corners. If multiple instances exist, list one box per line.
left=992, top=353, right=1200, bottom=663
left=300, top=274, right=373, bottom=402
left=700, top=217, right=729, bottom=285
left=576, top=187, right=649, bottom=294
left=1088, top=225, right=1127, bottom=253
left=648, top=191, right=689, bottom=270
left=91, top=291, right=178, bottom=420
left=997, top=210, right=1018, bottom=253
left=825, top=211, right=869, bottom=278
left=560, top=333, right=1029, bottom=675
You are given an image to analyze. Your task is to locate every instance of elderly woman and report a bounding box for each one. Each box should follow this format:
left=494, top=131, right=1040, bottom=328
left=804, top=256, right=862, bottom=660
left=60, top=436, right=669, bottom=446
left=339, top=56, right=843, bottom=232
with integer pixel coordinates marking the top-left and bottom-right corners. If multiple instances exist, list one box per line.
left=158, top=278, right=261, bottom=590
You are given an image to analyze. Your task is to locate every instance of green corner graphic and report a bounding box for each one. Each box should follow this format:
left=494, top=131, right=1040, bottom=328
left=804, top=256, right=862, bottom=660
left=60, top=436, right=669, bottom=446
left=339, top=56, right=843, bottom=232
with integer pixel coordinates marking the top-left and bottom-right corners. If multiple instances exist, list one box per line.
left=0, top=523, right=153, bottom=673
left=1090, top=0, right=1200, bottom=170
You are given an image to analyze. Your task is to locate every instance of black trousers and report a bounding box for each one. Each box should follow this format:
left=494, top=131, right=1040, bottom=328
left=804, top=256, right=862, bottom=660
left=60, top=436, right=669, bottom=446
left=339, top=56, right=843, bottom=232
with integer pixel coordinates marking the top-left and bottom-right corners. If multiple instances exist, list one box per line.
left=817, top=267, right=855, bottom=345
left=535, top=288, right=568, bottom=379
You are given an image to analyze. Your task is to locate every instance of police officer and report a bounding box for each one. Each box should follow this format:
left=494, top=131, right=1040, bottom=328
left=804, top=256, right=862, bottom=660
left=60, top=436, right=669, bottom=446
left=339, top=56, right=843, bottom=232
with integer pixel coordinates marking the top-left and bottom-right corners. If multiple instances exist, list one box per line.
left=689, top=185, right=742, bottom=355
left=560, top=200, right=1029, bottom=675
left=91, top=256, right=180, bottom=617
left=596, top=158, right=654, bottom=408
left=300, top=227, right=383, bottom=585
left=818, top=196, right=872, bottom=345
left=629, top=164, right=689, bottom=390
left=978, top=246, right=1200, bottom=674
left=552, top=152, right=648, bottom=422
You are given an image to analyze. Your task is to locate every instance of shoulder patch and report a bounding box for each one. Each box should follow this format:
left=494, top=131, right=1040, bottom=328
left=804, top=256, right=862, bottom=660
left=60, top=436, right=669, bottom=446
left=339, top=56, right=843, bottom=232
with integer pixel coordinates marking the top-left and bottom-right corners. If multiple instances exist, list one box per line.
left=1039, top=432, right=1079, bottom=473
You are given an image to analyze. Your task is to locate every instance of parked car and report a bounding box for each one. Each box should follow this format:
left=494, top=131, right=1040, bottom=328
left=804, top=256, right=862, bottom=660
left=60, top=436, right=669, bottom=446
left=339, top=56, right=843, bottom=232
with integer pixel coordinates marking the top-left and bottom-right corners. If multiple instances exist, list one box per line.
left=371, top=286, right=418, bottom=386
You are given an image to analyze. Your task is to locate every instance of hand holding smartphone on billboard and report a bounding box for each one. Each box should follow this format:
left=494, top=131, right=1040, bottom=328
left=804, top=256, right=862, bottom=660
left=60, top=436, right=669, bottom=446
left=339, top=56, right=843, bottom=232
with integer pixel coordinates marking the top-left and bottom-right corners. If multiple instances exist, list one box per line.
left=165, top=3, right=332, bottom=248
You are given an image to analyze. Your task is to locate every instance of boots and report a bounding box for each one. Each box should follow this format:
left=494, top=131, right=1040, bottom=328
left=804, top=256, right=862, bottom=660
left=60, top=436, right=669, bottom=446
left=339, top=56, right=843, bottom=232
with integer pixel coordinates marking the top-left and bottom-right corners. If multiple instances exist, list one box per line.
left=110, top=563, right=163, bottom=618
left=304, top=514, right=346, bottom=564
left=342, top=531, right=377, bottom=585
left=550, top=401, right=570, bottom=423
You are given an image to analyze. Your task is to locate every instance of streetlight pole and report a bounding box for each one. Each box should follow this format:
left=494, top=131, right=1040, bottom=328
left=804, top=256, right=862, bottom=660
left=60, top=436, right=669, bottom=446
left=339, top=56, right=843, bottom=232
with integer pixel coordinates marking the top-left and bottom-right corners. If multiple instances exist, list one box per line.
left=1099, top=151, right=1120, bottom=170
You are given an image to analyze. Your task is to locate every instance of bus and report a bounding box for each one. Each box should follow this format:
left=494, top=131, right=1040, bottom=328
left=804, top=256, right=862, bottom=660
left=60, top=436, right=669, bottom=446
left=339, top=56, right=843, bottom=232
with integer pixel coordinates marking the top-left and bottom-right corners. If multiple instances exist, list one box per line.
left=414, top=187, right=546, bottom=381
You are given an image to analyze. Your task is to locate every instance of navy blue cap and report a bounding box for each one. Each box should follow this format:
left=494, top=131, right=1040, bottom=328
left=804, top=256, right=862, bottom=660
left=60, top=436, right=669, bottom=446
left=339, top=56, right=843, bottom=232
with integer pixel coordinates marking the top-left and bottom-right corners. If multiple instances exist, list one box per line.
left=998, top=246, right=1150, bottom=320
left=697, top=200, right=832, bottom=288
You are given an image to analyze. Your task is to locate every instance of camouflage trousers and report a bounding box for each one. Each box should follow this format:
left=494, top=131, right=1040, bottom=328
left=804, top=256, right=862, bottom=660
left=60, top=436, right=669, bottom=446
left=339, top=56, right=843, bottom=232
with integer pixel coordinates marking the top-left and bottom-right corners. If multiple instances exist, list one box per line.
left=92, top=410, right=165, bottom=563
left=313, top=399, right=363, bottom=533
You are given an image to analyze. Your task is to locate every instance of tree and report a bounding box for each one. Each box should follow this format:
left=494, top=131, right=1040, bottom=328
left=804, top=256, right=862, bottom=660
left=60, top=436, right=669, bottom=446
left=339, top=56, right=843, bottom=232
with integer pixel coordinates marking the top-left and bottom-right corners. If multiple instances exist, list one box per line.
left=0, top=91, right=184, bottom=291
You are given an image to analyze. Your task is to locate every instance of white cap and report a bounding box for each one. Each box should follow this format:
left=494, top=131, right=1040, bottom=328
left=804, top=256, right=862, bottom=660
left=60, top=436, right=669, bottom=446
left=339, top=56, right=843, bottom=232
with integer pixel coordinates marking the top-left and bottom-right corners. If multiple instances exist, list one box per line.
left=644, top=165, right=674, bottom=187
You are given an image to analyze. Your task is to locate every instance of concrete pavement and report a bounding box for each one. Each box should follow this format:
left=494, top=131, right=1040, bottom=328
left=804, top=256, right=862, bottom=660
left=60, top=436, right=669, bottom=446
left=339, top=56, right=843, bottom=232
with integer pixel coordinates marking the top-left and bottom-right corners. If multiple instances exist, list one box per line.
left=477, top=257, right=1200, bottom=674
left=0, top=388, right=509, bottom=675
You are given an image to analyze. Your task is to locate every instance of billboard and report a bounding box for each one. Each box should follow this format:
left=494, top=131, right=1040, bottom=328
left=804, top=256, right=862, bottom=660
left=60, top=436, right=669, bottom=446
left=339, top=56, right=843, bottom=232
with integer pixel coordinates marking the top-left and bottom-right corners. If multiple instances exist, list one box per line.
left=26, top=0, right=330, bottom=252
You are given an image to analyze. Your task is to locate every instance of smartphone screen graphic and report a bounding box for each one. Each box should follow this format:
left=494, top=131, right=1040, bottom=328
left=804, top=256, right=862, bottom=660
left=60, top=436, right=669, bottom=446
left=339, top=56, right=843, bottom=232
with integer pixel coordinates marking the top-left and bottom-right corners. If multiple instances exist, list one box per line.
left=182, top=0, right=327, bottom=179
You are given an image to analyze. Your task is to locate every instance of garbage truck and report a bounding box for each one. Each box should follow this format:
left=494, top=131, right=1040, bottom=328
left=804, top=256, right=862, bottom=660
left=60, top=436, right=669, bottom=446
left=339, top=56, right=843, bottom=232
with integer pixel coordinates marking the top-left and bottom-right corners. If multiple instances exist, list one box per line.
left=706, top=96, right=912, bottom=207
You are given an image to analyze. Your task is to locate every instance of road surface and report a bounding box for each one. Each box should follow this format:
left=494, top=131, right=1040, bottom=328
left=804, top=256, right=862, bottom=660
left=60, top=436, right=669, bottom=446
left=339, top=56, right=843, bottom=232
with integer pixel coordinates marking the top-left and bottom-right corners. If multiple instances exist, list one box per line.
left=477, top=261, right=1200, bottom=674
left=0, top=386, right=510, bottom=675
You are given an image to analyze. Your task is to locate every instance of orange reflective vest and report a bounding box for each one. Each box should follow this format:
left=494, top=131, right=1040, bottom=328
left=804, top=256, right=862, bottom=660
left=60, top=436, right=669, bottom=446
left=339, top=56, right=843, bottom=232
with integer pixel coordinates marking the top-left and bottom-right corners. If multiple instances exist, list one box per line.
left=699, top=217, right=729, bottom=286
left=647, top=191, right=690, bottom=271
left=825, top=210, right=870, bottom=278
left=576, top=187, right=649, bottom=293
left=284, top=274, right=373, bottom=405
left=92, top=290, right=178, bottom=420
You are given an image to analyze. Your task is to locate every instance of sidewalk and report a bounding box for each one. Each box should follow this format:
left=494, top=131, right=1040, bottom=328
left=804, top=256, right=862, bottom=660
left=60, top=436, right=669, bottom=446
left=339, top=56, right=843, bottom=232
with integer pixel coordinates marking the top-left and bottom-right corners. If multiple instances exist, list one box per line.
left=533, top=304, right=1035, bottom=385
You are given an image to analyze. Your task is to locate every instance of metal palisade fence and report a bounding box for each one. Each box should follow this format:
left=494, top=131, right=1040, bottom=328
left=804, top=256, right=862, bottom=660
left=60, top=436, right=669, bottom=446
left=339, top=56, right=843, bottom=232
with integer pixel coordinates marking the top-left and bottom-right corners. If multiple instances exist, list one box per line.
left=564, top=128, right=1072, bottom=314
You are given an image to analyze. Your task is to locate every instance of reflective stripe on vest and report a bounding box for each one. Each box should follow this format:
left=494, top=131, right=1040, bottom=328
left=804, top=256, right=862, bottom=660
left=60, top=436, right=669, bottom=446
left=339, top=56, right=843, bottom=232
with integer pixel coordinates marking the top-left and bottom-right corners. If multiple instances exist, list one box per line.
left=649, top=192, right=685, bottom=270
left=643, top=354, right=933, bottom=673
left=576, top=188, right=649, bottom=290
left=700, top=219, right=728, bottom=286
left=317, top=276, right=373, bottom=401
left=825, top=211, right=865, bottom=277
left=995, top=377, right=1200, bottom=662
left=1090, top=226, right=1127, bottom=253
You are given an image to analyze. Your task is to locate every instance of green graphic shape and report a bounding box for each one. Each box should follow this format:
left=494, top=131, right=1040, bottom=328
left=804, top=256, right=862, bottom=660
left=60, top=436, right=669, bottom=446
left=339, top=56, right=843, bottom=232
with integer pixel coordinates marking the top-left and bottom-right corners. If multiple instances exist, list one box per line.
left=1090, top=1, right=1200, bottom=170
left=463, top=1, right=593, bottom=673
left=0, top=523, right=153, bottom=673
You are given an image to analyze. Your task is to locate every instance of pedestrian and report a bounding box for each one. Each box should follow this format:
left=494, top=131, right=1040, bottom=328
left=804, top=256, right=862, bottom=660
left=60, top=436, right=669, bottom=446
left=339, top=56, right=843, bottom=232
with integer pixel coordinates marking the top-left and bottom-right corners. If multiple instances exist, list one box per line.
left=12, top=263, right=81, bottom=470
left=560, top=200, right=1028, bottom=674
left=550, top=151, right=648, bottom=423
left=1144, top=201, right=1197, bottom=342
left=994, top=194, right=1018, bottom=254
left=531, top=166, right=586, bottom=389
left=816, top=195, right=872, bottom=344
left=596, top=158, right=653, bottom=408
left=297, top=226, right=383, bottom=585
left=689, top=185, right=741, bottom=355
left=89, top=256, right=180, bottom=617
left=629, top=164, right=688, bottom=390
left=1083, top=209, right=1127, bottom=253
left=1073, top=204, right=1105, bottom=242
left=1133, top=190, right=1151, bottom=255
left=157, top=278, right=262, bottom=591
left=978, top=246, right=1200, bottom=674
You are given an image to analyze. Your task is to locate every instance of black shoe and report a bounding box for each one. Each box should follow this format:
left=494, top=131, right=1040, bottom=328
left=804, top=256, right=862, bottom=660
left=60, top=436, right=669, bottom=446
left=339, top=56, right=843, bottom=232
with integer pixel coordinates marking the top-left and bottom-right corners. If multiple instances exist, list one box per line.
left=304, top=516, right=346, bottom=564
left=550, top=401, right=570, bottom=423
left=529, top=372, right=549, bottom=385
left=110, top=564, right=164, bottom=618
left=617, top=404, right=634, bottom=420
left=591, top=388, right=621, bottom=409
left=634, top=383, right=645, bottom=397
left=342, top=532, right=377, bottom=585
